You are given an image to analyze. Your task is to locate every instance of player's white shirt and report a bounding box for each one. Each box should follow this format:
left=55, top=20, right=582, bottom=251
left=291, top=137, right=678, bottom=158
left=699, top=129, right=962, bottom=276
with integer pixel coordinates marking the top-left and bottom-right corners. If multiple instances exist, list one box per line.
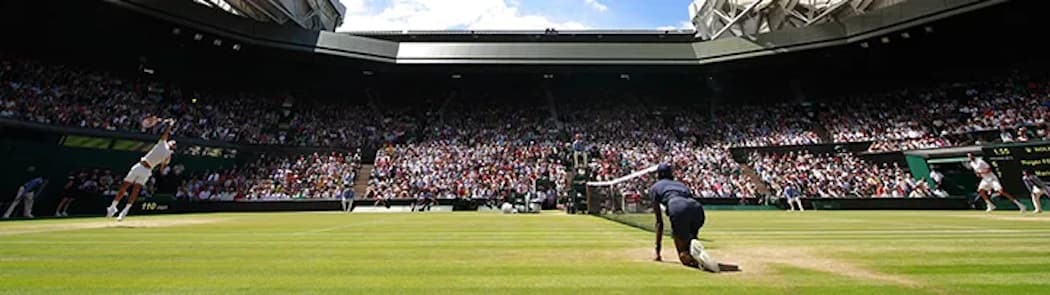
left=970, top=158, right=1003, bottom=191
left=969, top=159, right=995, bottom=179
left=141, top=139, right=174, bottom=168
left=124, top=139, right=171, bottom=186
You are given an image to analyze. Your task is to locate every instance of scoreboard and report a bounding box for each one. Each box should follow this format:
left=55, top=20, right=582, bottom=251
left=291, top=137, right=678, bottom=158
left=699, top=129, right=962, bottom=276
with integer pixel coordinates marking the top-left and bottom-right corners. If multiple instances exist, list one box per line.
left=982, top=142, right=1050, bottom=194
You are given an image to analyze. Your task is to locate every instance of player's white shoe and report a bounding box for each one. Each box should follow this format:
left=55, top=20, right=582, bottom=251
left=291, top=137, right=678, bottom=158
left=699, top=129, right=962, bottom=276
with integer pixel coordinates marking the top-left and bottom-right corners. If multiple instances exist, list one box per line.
left=106, top=206, right=118, bottom=218
left=690, top=239, right=720, bottom=273
left=985, top=203, right=996, bottom=212
left=116, top=207, right=129, bottom=221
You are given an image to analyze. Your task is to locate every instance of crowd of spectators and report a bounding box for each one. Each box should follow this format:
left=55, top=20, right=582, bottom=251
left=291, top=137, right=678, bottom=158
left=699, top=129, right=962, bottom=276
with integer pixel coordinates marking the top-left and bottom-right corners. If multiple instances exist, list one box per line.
left=750, top=151, right=933, bottom=198
left=818, top=74, right=1050, bottom=151
left=0, top=56, right=394, bottom=148
left=368, top=99, right=566, bottom=202
left=950, top=78, right=1050, bottom=134
left=286, top=101, right=422, bottom=148
left=559, top=99, right=675, bottom=144
left=370, top=142, right=565, bottom=201
left=0, top=56, right=290, bottom=144
left=10, top=54, right=1050, bottom=202
left=592, top=141, right=756, bottom=199
left=8, top=54, right=1050, bottom=152
left=177, top=151, right=360, bottom=201
left=553, top=98, right=756, bottom=199
left=821, top=90, right=944, bottom=145
left=713, top=104, right=823, bottom=147
left=366, top=94, right=759, bottom=204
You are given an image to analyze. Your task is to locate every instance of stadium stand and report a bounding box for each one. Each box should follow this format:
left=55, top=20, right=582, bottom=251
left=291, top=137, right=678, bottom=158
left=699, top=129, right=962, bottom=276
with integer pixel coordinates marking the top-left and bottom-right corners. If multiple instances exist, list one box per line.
left=177, top=151, right=360, bottom=201
left=713, top=104, right=823, bottom=147
left=0, top=55, right=405, bottom=148
left=749, top=151, right=927, bottom=199
left=4, top=49, right=1050, bottom=202
left=3, top=0, right=1050, bottom=206
left=819, top=71, right=1050, bottom=151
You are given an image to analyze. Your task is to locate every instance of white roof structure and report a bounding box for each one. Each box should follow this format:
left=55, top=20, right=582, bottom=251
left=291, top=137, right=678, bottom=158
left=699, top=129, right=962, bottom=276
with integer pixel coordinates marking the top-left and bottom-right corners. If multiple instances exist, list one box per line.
left=689, top=0, right=907, bottom=40
left=194, top=0, right=345, bottom=31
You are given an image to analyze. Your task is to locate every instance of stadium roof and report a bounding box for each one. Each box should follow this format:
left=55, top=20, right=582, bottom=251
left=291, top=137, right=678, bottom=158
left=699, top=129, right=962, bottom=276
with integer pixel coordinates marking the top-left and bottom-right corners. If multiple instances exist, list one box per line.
left=97, top=0, right=1012, bottom=65
left=689, top=0, right=909, bottom=40
left=193, top=0, right=345, bottom=31
left=345, top=29, right=698, bottom=43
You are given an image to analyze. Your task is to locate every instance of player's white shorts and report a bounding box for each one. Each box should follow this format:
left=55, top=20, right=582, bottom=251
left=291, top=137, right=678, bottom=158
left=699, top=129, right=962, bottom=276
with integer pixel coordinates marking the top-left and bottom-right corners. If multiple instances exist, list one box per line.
left=978, top=176, right=1003, bottom=192
left=1034, top=187, right=1047, bottom=197
left=124, top=163, right=152, bottom=185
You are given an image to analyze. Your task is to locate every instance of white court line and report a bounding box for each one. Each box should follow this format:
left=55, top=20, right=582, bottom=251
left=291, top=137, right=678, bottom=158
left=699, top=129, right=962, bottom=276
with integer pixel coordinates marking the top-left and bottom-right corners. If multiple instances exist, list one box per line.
left=291, top=218, right=393, bottom=235
left=0, top=217, right=226, bottom=236
left=947, top=214, right=1050, bottom=221
left=703, top=229, right=1050, bottom=235
left=866, top=219, right=985, bottom=230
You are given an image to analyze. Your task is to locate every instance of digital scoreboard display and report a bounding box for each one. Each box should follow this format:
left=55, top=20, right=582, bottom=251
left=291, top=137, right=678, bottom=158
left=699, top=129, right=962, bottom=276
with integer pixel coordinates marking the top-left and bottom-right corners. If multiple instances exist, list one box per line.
left=982, top=142, right=1050, bottom=194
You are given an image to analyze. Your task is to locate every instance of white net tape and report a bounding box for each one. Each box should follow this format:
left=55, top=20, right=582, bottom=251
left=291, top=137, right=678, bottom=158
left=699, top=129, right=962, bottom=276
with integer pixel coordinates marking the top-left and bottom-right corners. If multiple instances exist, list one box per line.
left=585, top=164, right=659, bottom=186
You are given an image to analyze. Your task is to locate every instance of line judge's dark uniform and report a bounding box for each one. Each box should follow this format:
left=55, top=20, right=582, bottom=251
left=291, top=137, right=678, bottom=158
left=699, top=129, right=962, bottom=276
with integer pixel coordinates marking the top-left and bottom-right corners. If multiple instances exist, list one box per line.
left=650, top=179, right=706, bottom=240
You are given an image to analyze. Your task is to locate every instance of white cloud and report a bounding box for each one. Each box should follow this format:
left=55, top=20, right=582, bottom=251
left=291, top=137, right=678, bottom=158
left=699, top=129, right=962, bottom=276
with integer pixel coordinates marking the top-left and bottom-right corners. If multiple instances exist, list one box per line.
left=338, top=0, right=590, bottom=31
left=583, top=0, right=607, bottom=12
left=340, top=0, right=368, bottom=14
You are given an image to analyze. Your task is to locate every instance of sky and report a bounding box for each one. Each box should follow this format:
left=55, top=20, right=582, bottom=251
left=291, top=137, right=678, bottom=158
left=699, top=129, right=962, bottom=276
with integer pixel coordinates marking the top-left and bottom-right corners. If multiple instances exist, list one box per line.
left=336, top=0, right=696, bottom=31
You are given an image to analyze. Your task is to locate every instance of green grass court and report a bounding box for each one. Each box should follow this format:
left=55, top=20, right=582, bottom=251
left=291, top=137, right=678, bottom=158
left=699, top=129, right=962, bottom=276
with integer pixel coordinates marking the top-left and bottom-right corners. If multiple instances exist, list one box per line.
left=2, top=211, right=1050, bottom=294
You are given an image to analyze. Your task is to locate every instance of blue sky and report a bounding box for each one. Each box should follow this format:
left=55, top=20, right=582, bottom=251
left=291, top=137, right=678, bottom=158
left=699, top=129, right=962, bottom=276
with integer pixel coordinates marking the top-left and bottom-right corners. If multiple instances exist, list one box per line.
left=336, top=0, right=696, bottom=31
